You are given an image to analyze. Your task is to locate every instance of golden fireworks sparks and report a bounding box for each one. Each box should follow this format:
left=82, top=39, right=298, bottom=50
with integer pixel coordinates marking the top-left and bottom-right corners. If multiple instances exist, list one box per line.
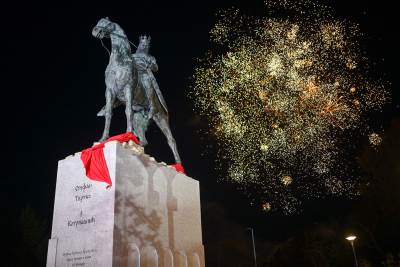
left=190, top=1, right=388, bottom=214
left=281, top=175, right=293, bottom=186
left=262, top=202, right=272, bottom=212
left=369, top=132, right=382, bottom=147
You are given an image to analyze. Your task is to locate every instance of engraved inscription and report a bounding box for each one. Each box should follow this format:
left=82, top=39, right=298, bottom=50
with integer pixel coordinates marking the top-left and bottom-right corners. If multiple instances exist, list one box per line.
left=74, top=183, right=93, bottom=203
left=62, top=248, right=97, bottom=266
left=67, top=182, right=96, bottom=228
left=67, top=216, right=96, bottom=228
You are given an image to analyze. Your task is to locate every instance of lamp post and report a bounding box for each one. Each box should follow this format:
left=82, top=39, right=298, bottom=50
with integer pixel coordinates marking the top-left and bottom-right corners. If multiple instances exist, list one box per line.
left=346, top=235, right=359, bottom=267
left=246, top=227, right=258, bottom=267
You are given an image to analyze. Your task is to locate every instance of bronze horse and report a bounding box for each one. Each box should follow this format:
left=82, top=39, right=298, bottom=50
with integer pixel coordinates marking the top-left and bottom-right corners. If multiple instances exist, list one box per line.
left=92, top=17, right=181, bottom=163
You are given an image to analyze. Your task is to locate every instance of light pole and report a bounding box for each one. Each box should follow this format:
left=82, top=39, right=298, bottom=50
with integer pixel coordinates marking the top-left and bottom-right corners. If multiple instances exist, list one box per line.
left=246, top=227, right=258, bottom=267
left=346, top=235, right=359, bottom=267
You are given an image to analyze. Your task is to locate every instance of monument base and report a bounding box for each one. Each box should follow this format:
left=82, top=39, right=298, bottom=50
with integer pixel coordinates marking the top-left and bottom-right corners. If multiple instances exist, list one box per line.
left=47, top=141, right=204, bottom=267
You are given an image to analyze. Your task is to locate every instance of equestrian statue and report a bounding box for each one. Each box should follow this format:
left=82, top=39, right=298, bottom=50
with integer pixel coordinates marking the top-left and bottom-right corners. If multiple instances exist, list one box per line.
left=92, top=17, right=182, bottom=164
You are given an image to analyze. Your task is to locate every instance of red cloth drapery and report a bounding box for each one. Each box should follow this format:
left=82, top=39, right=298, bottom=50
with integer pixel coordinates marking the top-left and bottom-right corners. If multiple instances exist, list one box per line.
left=81, top=132, right=187, bottom=188
left=80, top=132, right=140, bottom=188
left=170, top=163, right=186, bottom=175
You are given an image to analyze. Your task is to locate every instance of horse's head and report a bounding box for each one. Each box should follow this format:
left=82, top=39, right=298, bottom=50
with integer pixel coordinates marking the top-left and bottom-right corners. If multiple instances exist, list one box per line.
left=92, top=17, right=115, bottom=39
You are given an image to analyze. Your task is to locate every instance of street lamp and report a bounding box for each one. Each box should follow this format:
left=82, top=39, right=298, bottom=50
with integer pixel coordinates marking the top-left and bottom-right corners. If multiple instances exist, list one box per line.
left=345, top=235, right=359, bottom=267
left=246, top=227, right=258, bottom=267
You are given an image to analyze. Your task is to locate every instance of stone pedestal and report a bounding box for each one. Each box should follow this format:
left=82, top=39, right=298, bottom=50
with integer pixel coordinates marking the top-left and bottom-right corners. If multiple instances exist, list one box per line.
left=47, top=141, right=205, bottom=267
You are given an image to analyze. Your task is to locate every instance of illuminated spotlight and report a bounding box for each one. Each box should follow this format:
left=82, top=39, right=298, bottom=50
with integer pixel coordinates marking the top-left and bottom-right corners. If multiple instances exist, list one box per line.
left=345, top=235, right=359, bottom=267
left=345, top=235, right=357, bottom=241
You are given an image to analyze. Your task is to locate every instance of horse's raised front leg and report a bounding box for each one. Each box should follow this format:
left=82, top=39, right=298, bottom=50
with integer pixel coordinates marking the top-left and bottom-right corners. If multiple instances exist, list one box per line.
left=124, top=85, right=133, bottom=133
left=99, top=88, right=114, bottom=142
left=153, top=113, right=181, bottom=164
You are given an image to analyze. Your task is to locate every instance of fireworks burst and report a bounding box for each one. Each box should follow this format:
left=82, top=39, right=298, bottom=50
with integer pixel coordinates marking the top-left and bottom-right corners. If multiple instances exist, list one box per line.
left=368, top=132, right=382, bottom=148
left=190, top=1, right=388, bottom=214
left=281, top=175, right=293, bottom=186
left=262, top=202, right=272, bottom=212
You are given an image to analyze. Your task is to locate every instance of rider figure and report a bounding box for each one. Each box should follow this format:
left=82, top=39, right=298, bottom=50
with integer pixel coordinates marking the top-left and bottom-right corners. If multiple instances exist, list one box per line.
left=132, top=35, right=168, bottom=120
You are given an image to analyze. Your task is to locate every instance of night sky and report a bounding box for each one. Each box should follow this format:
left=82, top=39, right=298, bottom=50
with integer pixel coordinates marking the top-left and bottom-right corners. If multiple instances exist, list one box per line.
left=6, top=1, right=399, bottom=266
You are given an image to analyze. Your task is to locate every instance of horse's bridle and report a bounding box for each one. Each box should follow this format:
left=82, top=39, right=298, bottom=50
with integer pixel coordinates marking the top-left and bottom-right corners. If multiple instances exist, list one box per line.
left=95, top=24, right=137, bottom=48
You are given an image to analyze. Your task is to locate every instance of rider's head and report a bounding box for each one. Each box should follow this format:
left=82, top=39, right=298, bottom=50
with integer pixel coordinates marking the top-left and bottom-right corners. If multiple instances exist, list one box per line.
left=137, top=35, right=151, bottom=53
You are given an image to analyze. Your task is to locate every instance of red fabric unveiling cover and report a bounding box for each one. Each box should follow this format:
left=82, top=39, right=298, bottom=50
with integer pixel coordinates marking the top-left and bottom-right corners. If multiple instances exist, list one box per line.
left=170, top=163, right=186, bottom=175
left=80, top=132, right=140, bottom=188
